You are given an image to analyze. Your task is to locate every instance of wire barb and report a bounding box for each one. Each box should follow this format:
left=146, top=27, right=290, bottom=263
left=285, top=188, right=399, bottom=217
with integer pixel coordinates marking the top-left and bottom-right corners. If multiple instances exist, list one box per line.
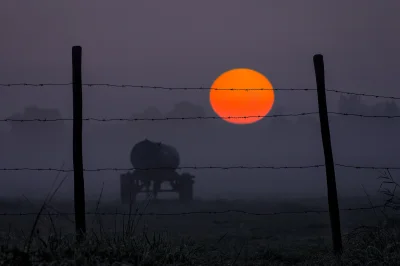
left=2, top=111, right=400, bottom=123
left=0, top=112, right=319, bottom=122
left=0, top=164, right=325, bottom=172
left=1, top=163, right=400, bottom=172
left=0, top=205, right=386, bottom=217
left=0, top=83, right=312, bottom=91
left=1, top=82, right=399, bottom=100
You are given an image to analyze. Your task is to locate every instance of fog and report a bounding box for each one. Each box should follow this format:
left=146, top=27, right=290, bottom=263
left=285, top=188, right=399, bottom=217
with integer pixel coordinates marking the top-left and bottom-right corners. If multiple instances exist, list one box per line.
left=0, top=95, right=399, bottom=201
left=1, top=1, right=399, bottom=202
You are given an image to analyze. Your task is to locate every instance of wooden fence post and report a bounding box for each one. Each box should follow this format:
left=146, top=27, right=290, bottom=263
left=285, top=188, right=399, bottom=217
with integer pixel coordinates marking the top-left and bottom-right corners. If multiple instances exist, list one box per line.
left=72, top=46, right=86, bottom=241
left=313, top=54, right=343, bottom=254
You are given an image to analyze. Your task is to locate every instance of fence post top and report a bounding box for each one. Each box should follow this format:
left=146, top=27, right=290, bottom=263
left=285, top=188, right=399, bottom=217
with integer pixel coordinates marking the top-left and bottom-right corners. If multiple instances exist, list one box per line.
left=313, top=54, right=323, bottom=60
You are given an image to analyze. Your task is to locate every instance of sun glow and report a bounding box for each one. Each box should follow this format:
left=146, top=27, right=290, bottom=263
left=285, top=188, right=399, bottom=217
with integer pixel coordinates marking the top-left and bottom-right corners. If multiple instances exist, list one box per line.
left=209, top=68, right=275, bottom=125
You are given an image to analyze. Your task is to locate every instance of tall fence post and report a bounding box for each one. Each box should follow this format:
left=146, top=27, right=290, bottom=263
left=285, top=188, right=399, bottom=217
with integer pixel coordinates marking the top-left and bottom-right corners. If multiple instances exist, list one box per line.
left=313, top=54, right=343, bottom=254
left=72, top=46, right=86, bottom=241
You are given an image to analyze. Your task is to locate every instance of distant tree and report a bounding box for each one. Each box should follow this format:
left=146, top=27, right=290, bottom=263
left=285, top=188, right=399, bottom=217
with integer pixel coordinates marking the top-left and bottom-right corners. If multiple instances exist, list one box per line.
left=7, top=106, right=64, bottom=136
left=382, top=101, right=399, bottom=116
left=127, top=106, right=164, bottom=138
left=338, top=94, right=399, bottom=117
left=166, top=101, right=206, bottom=118
left=337, top=94, right=368, bottom=114
left=130, top=106, right=163, bottom=120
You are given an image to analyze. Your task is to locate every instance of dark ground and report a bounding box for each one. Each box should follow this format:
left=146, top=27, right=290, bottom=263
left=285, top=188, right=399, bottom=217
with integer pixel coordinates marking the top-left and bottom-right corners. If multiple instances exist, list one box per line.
left=0, top=195, right=399, bottom=265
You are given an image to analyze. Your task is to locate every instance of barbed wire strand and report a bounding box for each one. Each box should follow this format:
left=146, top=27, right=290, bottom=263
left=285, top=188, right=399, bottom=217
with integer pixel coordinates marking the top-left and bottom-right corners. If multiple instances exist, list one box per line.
left=1, top=83, right=400, bottom=100
left=0, top=83, right=312, bottom=91
left=326, top=89, right=400, bottom=100
left=0, top=164, right=399, bottom=172
left=2, top=112, right=400, bottom=123
left=328, top=112, right=400, bottom=118
left=0, top=112, right=317, bottom=122
left=335, top=164, right=400, bottom=170
left=0, top=165, right=325, bottom=172
left=0, top=205, right=386, bottom=217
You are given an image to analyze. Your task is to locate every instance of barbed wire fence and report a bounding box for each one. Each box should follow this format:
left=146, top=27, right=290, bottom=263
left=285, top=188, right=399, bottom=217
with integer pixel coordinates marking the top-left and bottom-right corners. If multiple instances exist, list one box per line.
left=1, top=82, right=400, bottom=100
left=0, top=205, right=387, bottom=217
left=0, top=48, right=399, bottom=253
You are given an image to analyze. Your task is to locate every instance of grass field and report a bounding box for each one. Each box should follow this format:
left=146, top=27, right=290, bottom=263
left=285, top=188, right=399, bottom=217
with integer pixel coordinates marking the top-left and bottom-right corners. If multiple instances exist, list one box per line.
left=0, top=195, right=398, bottom=265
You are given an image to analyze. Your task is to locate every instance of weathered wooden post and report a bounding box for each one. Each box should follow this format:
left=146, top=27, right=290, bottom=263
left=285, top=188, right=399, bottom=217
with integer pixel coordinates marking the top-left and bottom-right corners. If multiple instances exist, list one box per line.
left=313, top=54, right=343, bottom=254
left=72, top=46, right=86, bottom=241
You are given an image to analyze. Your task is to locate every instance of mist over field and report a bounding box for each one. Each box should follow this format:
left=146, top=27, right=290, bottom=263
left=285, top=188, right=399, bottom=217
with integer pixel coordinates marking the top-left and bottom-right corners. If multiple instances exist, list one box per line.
left=0, top=95, right=398, bottom=201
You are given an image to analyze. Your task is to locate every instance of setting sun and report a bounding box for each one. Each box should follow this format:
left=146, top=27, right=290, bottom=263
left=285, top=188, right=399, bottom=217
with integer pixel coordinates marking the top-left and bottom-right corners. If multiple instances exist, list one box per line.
left=209, top=68, right=275, bottom=125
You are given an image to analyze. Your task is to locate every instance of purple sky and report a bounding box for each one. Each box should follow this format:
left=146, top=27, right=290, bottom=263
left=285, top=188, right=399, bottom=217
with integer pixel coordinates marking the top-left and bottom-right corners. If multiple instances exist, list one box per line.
left=1, top=1, right=400, bottom=199
left=1, top=0, right=399, bottom=118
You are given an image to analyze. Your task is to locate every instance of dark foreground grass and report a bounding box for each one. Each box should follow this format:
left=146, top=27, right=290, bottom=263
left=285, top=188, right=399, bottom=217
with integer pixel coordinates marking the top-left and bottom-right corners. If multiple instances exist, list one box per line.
left=0, top=196, right=399, bottom=265
left=0, top=221, right=400, bottom=265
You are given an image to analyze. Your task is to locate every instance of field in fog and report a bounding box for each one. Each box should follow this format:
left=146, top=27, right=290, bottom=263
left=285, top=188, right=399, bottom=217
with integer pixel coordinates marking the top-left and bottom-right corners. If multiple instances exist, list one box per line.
left=0, top=196, right=384, bottom=238
left=0, top=195, right=398, bottom=265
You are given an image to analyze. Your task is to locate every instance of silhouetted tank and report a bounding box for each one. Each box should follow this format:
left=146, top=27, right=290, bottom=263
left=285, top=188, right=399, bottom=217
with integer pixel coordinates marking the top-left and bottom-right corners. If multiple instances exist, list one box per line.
left=130, top=139, right=180, bottom=170
left=121, top=139, right=194, bottom=203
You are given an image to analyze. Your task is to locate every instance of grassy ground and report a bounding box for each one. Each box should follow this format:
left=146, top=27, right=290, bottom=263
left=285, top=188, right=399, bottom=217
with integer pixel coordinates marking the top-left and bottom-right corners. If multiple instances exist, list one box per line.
left=0, top=196, right=399, bottom=265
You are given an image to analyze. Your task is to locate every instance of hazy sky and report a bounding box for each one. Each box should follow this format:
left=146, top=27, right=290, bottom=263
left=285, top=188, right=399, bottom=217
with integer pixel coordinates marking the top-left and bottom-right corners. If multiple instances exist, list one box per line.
left=1, top=0, right=399, bottom=118
left=1, top=1, right=400, bottom=199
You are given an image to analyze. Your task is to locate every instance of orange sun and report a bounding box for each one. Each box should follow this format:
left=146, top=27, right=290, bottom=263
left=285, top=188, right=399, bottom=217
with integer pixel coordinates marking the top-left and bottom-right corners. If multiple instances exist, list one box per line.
left=209, top=68, right=275, bottom=125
